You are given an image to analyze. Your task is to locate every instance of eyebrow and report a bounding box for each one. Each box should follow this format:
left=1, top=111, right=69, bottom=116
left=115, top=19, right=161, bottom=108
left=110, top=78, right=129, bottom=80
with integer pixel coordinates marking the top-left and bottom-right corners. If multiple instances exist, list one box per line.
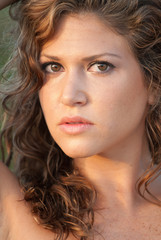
left=82, top=53, right=122, bottom=61
left=40, top=52, right=122, bottom=61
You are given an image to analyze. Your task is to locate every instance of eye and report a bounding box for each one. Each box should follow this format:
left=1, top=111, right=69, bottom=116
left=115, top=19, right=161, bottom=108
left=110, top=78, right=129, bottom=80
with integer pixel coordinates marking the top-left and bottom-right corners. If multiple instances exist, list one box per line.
left=41, top=62, right=64, bottom=73
left=88, top=61, right=115, bottom=73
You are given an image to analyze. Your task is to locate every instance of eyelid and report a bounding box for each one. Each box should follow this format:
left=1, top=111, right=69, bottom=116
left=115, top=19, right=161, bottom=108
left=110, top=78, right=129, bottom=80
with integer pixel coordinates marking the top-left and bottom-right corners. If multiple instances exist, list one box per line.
left=40, top=60, right=115, bottom=73
left=40, top=61, right=64, bottom=72
left=88, top=60, right=114, bottom=68
left=87, top=60, right=115, bottom=72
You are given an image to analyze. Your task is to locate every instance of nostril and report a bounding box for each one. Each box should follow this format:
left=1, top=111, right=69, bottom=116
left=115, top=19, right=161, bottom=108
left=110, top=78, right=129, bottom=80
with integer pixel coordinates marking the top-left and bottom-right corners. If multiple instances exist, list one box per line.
left=61, top=90, right=88, bottom=107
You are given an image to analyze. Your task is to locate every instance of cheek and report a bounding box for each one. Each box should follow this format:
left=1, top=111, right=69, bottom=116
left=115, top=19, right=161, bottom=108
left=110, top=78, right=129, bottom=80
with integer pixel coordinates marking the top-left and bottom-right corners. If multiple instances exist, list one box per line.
left=95, top=74, right=148, bottom=131
left=39, top=86, right=57, bottom=126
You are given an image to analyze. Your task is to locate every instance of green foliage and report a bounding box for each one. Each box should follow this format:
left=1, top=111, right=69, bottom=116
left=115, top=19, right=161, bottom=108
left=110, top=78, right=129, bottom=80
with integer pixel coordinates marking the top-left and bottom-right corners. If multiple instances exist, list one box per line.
left=0, top=7, right=15, bottom=163
left=0, top=8, right=11, bottom=68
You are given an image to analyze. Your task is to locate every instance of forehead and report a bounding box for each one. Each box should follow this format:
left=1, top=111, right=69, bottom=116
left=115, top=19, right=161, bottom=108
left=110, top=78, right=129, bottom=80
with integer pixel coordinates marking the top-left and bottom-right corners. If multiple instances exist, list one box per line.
left=41, top=13, right=133, bottom=60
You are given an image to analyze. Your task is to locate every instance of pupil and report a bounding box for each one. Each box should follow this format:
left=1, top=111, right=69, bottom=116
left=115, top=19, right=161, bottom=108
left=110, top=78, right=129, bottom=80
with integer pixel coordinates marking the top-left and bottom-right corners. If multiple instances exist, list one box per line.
left=98, top=64, right=107, bottom=71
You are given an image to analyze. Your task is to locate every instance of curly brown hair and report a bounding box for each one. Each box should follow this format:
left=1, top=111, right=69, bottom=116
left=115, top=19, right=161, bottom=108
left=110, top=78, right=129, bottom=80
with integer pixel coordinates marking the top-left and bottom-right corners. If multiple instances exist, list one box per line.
left=0, top=0, right=161, bottom=239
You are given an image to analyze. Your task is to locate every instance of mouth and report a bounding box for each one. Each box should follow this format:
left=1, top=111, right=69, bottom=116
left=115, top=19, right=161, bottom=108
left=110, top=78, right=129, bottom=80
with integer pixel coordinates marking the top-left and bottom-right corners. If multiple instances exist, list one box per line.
left=65, top=122, right=87, bottom=124
left=58, top=116, right=93, bottom=134
left=59, top=116, right=93, bottom=125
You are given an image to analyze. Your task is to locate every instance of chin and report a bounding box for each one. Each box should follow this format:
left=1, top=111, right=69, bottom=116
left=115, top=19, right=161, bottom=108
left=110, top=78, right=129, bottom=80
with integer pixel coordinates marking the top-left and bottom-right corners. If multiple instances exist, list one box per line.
left=59, top=144, right=96, bottom=159
left=54, top=136, right=100, bottom=159
left=63, top=149, right=93, bottom=159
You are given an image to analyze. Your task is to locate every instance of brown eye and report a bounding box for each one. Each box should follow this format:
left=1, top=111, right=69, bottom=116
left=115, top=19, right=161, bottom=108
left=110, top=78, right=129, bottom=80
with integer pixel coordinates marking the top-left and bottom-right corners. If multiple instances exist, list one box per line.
left=41, top=62, right=63, bottom=73
left=50, top=64, right=62, bottom=72
left=97, top=63, right=109, bottom=71
left=88, top=61, right=115, bottom=73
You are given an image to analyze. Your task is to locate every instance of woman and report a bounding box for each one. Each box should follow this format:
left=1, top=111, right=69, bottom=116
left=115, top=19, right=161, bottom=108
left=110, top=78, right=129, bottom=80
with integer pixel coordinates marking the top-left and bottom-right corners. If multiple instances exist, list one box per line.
left=0, top=0, right=161, bottom=239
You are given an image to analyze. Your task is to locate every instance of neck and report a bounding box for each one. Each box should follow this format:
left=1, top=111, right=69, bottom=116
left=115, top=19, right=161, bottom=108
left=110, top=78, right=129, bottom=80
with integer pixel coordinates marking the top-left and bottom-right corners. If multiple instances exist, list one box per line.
left=74, top=134, right=151, bottom=213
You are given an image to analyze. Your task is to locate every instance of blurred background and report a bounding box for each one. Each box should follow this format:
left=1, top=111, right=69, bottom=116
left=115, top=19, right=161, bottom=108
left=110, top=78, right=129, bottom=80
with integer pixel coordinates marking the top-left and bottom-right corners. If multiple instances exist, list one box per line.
left=0, top=7, right=15, bottom=69
left=0, top=7, right=15, bottom=162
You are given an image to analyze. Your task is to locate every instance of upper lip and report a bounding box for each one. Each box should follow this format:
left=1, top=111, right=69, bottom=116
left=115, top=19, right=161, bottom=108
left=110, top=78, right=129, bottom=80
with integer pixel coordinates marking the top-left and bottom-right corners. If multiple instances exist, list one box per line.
left=59, top=116, right=93, bottom=125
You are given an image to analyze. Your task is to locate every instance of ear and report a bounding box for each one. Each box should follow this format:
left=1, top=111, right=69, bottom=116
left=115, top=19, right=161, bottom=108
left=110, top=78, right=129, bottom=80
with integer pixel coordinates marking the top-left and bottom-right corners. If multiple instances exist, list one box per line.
left=147, top=88, right=158, bottom=106
left=148, top=93, right=155, bottom=105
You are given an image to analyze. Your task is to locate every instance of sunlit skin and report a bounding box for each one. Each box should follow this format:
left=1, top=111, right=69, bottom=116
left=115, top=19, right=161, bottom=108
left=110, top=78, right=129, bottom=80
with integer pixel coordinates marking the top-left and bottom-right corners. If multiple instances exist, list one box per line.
left=0, top=12, right=161, bottom=240
left=39, top=14, right=150, bottom=159
left=38, top=13, right=161, bottom=238
left=39, top=13, right=151, bottom=194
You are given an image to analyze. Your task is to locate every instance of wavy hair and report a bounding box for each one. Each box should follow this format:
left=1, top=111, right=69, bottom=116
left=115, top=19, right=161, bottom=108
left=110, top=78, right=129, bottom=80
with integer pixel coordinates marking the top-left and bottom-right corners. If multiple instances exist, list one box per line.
left=0, top=0, right=161, bottom=239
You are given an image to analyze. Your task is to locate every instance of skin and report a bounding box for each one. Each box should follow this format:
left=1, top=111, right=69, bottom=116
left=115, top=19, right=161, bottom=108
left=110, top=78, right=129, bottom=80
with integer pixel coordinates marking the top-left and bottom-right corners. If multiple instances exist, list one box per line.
left=1, top=12, right=161, bottom=240
left=0, top=0, right=15, bottom=10
left=39, top=13, right=161, bottom=238
left=39, top=13, right=150, bottom=160
left=39, top=12, right=152, bottom=203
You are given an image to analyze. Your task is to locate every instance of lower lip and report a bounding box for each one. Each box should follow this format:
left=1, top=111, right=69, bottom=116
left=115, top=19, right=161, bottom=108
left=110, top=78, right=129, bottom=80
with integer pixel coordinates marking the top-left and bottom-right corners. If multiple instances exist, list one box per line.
left=59, top=123, right=93, bottom=134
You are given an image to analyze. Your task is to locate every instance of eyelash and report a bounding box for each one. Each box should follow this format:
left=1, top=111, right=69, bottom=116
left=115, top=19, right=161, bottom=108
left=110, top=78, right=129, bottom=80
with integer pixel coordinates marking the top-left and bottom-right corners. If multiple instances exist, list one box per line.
left=40, top=61, right=63, bottom=73
left=88, top=61, right=115, bottom=74
left=40, top=61, right=115, bottom=74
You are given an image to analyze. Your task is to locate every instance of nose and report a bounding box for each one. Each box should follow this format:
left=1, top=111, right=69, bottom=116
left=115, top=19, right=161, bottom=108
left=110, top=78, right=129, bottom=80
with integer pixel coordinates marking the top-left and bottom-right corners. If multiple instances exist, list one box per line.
left=60, top=71, right=88, bottom=107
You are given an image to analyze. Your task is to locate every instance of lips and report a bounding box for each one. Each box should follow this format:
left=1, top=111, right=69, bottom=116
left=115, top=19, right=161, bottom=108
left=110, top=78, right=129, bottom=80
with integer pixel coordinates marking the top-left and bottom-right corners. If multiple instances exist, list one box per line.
left=58, top=116, right=93, bottom=134
left=59, top=116, right=93, bottom=125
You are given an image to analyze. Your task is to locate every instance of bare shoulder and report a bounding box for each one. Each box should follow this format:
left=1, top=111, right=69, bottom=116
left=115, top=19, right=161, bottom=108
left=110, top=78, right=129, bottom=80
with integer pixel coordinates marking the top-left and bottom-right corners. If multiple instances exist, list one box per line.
left=0, top=162, right=76, bottom=240
left=0, top=0, right=15, bottom=10
left=0, top=161, right=22, bottom=202
left=0, top=161, right=19, bottom=240
left=0, top=162, right=59, bottom=240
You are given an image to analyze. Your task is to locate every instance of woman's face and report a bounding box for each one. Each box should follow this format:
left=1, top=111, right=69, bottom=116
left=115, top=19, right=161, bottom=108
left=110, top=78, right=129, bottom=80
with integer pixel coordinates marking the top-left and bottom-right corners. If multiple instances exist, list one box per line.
left=39, top=13, right=151, bottom=159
